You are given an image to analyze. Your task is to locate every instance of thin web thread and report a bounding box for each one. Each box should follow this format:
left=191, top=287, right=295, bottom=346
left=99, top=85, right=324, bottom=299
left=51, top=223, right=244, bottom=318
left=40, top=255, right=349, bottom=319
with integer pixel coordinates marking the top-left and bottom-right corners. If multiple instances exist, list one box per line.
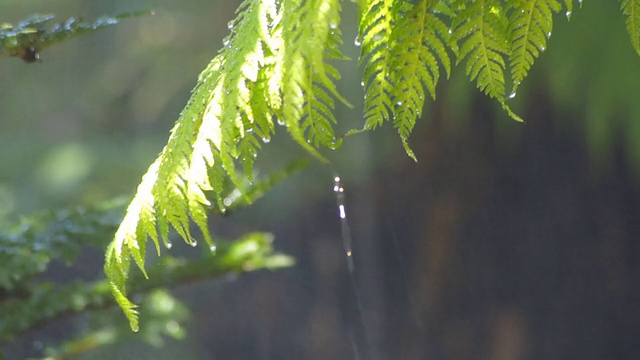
left=333, top=175, right=370, bottom=359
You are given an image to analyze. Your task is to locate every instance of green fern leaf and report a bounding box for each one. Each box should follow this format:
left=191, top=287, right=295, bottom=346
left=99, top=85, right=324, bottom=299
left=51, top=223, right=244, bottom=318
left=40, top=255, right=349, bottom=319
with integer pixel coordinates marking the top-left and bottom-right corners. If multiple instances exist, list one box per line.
left=280, top=0, right=347, bottom=158
left=360, top=0, right=396, bottom=130
left=0, top=12, right=150, bottom=62
left=106, top=0, right=348, bottom=330
left=451, top=0, right=510, bottom=101
left=622, top=0, right=640, bottom=57
left=106, top=0, right=271, bottom=330
left=389, top=1, right=451, bottom=160
left=508, top=0, right=561, bottom=97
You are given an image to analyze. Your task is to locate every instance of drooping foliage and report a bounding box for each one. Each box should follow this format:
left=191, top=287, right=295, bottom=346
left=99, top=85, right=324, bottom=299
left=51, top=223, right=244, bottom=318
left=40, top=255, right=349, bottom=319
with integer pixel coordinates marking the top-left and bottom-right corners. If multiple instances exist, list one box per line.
left=0, top=202, right=293, bottom=352
left=0, top=12, right=150, bottom=62
left=104, top=0, right=640, bottom=330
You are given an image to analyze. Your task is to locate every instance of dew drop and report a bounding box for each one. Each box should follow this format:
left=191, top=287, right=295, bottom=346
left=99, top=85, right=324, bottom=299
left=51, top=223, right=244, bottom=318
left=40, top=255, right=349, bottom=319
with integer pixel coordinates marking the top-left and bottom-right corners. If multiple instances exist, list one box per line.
left=189, top=240, right=198, bottom=247
left=546, top=32, right=551, bottom=38
left=209, top=244, right=217, bottom=253
left=262, top=137, right=271, bottom=143
left=565, top=10, right=572, bottom=19
left=396, top=101, right=403, bottom=106
left=227, top=20, right=235, bottom=30
left=508, top=91, right=517, bottom=99
left=329, top=22, right=337, bottom=29
left=166, top=241, right=173, bottom=249
left=354, top=36, right=362, bottom=47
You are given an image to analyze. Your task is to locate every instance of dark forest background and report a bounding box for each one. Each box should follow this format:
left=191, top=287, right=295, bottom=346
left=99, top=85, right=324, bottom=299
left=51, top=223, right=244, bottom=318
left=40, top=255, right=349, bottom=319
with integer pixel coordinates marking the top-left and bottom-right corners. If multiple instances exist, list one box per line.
left=1, top=1, right=639, bottom=359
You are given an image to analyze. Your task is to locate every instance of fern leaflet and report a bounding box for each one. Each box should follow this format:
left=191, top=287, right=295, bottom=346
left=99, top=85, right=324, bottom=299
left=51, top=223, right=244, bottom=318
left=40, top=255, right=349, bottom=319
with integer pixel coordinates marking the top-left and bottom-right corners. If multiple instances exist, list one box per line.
left=389, top=0, right=451, bottom=160
left=622, top=0, right=640, bottom=57
left=360, top=0, right=396, bottom=130
left=452, top=0, right=510, bottom=101
left=508, top=0, right=561, bottom=97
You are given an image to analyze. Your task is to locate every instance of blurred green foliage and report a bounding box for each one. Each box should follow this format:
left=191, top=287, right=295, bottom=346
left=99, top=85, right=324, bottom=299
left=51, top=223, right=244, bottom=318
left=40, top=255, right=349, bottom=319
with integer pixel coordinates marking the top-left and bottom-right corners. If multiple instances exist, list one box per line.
left=0, top=12, right=151, bottom=62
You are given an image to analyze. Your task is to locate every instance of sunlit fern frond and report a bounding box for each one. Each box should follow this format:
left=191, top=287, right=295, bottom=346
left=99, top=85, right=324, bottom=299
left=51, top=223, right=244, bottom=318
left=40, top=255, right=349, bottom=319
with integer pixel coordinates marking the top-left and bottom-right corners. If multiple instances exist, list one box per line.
left=360, top=0, right=396, bottom=130
left=280, top=0, right=347, bottom=157
left=389, top=1, right=451, bottom=160
left=507, top=0, right=561, bottom=97
left=106, top=0, right=274, bottom=330
left=106, top=0, right=348, bottom=330
left=302, top=30, right=346, bottom=148
left=622, top=0, right=640, bottom=57
left=451, top=0, right=510, bottom=101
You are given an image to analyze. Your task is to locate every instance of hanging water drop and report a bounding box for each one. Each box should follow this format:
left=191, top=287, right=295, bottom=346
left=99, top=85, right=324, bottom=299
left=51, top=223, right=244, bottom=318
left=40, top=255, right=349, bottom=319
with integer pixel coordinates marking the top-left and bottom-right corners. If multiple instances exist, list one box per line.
left=354, top=36, right=362, bottom=47
left=166, top=241, right=173, bottom=249
left=227, top=20, right=235, bottom=30
left=189, top=240, right=198, bottom=247
left=262, top=137, right=271, bottom=144
left=508, top=91, right=517, bottom=99
left=209, top=244, right=217, bottom=253
left=546, top=31, right=551, bottom=38
left=565, top=10, right=572, bottom=19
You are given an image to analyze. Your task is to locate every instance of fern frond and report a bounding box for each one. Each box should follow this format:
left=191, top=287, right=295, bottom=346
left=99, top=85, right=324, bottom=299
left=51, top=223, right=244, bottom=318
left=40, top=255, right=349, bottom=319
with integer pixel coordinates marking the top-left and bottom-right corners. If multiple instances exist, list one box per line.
left=107, top=0, right=348, bottom=330
left=622, top=0, right=640, bottom=57
left=280, top=0, right=347, bottom=157
left=106, top=0, right=274, bottom=330
left=389, top=0, right=451, bottom=160
left=451, top=0, right=510, bottom=101
left=0, top=12, right=150, bottom=62
left=508, top=0, right=561, bottom=96
left=360, top=0, right=396, bottom=129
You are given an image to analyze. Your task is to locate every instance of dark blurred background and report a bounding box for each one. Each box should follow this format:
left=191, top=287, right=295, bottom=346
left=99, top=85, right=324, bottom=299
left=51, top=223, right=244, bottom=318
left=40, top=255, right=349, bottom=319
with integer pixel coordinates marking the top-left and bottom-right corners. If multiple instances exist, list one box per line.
left=1, top=1, right=639, bottom=359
